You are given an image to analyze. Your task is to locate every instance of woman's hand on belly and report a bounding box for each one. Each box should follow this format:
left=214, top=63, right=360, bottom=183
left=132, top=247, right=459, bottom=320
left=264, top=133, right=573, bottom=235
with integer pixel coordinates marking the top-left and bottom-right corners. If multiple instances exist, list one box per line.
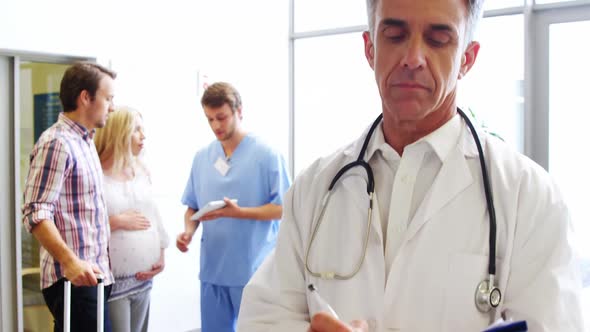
left=135, top=249, right=165, bottom=281
left=110, top=210, right=151, bottom=231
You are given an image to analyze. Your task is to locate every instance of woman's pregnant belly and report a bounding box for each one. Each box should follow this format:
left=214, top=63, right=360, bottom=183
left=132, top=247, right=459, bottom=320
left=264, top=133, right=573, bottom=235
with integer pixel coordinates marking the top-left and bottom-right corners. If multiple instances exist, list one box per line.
left=109, top=228, right=161, bottom=277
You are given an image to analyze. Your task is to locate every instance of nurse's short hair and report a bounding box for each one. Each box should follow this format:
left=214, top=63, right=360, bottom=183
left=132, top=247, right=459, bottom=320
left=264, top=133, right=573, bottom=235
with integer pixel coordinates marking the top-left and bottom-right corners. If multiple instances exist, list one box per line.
left=201, top=82, right=242, bottom=113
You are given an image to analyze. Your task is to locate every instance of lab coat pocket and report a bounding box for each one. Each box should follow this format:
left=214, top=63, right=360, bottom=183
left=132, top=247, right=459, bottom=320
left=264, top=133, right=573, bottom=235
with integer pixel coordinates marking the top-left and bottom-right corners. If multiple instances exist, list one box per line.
left=442, top=253, right=497, bottom=332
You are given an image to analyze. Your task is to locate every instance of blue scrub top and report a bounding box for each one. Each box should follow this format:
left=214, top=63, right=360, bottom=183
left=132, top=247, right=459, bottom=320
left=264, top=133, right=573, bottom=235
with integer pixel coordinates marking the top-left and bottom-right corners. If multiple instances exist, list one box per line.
left=181, top=134, right=292, bottom=286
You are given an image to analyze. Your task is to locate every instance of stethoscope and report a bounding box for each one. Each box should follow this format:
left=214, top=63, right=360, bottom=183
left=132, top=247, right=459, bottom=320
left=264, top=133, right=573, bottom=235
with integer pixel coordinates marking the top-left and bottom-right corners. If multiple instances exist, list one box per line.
left=305, top=108, right=502, bottom=314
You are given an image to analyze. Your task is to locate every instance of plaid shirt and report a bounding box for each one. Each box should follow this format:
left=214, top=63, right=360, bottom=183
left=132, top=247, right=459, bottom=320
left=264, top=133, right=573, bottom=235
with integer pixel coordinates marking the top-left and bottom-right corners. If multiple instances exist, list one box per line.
left=22, top=113, right=113, bottom=289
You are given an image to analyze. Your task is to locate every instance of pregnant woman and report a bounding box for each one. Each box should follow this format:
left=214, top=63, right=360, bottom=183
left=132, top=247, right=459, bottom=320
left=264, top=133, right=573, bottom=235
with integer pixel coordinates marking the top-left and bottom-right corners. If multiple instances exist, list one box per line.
left=95, top=106, right=169, bottom=332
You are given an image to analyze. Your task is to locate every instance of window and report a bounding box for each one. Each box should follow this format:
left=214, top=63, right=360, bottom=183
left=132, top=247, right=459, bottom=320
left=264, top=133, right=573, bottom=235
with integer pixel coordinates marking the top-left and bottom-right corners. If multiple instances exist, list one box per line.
left=547, top=20, right=590, bottom=310
left=293, top=32, right=380, bottom=174
left=485, top=0, right=523, bottom=10
left=536, top=0, right=578, bottom=4
left=294, top=0, right=367, bottom=32
left=458, top=15, right=525, bottom=152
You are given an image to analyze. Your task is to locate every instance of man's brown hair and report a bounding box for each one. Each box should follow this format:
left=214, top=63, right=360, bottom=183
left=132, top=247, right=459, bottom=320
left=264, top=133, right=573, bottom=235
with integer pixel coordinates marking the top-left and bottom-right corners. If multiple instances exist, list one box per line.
left=201, top=82, right=242, bottom=113
left=59, top=62, right=117, bottom=112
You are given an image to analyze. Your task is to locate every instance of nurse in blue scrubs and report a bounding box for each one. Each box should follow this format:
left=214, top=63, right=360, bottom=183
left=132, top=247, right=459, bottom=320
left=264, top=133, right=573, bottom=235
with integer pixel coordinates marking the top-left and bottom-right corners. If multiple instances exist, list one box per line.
left=176, top=82, right=292, bottom=332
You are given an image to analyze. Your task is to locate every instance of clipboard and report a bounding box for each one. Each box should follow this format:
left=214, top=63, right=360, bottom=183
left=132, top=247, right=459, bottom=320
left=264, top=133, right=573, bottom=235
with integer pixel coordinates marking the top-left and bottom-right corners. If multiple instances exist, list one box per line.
left=190, top=199, right=238, bottom=221
left=483, top=320, right=527, bottom=332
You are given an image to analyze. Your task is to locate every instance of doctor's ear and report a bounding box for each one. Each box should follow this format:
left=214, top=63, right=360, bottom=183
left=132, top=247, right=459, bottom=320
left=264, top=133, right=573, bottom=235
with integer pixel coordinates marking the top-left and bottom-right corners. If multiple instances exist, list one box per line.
left=458, top=41, right=480, bottom=79
left=363, top=31, right=375, bottom=69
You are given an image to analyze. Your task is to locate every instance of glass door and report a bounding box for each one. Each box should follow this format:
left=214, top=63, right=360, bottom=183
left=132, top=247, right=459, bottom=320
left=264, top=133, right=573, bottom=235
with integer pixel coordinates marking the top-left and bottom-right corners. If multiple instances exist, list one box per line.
left=19, top=61, right=70, bottom=332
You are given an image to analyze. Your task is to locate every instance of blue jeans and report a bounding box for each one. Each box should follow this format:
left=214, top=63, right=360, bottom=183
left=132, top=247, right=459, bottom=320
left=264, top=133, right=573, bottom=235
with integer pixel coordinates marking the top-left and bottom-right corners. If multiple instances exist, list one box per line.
left=42, top=278, right=112, bottom=332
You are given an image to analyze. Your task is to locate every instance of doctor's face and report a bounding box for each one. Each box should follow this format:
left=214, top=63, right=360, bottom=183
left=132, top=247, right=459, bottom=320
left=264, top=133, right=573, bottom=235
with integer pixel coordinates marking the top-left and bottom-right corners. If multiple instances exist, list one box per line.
left=204, top=103, right=241, bottom=142
left=363, top=0, right=479, bottom=129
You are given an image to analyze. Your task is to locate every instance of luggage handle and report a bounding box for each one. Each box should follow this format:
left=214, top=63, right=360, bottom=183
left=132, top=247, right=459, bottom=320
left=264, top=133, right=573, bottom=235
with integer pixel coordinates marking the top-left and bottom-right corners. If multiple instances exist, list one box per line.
left=63, top=275, right=104, bottom=332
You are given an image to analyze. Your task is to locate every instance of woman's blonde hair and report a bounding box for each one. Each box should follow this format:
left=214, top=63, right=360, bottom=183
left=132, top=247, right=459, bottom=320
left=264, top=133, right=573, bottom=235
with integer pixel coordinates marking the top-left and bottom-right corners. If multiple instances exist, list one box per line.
left=94, top=106, right=142, bottom=174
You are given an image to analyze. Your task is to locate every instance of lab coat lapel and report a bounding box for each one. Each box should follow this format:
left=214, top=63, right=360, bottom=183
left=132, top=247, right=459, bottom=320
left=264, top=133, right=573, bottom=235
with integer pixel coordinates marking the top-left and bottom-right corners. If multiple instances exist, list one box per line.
left=383, top=142, right=476, bottom=310
left=371, top=193, right=385, bottom=255
left=405, top=140, right=475, bottom=242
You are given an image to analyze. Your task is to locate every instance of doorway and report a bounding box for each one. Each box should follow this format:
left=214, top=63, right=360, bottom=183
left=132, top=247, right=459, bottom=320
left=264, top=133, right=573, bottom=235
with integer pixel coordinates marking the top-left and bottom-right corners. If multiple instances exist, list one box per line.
left=0, top=50, right=94, bottom=332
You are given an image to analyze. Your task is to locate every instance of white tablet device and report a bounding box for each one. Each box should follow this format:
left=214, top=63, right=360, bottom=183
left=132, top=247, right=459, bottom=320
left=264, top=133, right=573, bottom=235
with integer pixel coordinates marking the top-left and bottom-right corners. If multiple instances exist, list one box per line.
left=190, top=199, right=238, bottom=221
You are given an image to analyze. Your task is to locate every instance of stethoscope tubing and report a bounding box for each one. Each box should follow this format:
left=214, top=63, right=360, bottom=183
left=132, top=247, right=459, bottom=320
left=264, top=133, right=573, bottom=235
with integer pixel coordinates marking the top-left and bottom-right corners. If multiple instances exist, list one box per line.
left=457, top=109, right=497, bottom=276
left=306, top=108, right=497, bottom=284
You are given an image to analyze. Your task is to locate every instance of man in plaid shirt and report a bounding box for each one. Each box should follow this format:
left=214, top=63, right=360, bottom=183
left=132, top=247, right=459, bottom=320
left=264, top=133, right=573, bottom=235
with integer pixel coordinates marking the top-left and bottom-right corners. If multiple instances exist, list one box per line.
left=22, top=62, right=116, bottom=332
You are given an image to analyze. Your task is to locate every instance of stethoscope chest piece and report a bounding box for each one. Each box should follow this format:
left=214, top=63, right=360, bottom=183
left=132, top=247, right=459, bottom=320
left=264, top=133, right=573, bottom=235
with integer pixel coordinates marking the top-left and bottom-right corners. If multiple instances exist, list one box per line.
left=475, top=277, right=502, bottom=313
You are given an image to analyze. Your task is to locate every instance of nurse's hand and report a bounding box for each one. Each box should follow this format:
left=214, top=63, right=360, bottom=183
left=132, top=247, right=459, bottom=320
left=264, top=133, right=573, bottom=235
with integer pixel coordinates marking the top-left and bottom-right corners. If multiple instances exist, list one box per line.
left=308, top=312, right=368, bottom=332
left=176, top=232, right=193, bottom=252
left=199, top=197, right=241, bottom=221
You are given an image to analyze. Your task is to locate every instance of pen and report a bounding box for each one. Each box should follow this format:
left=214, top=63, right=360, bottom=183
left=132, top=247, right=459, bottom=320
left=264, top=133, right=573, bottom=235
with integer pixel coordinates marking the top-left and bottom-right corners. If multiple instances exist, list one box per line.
left=307, top=284, right=339, bottom=319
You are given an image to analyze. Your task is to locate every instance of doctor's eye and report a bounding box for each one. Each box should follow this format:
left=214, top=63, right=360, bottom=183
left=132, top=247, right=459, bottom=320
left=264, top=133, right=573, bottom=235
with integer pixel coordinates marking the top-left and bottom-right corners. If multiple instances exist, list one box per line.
left=383, top=27, right=406, bottom=42
left=425, top=29, right=454, bottom=48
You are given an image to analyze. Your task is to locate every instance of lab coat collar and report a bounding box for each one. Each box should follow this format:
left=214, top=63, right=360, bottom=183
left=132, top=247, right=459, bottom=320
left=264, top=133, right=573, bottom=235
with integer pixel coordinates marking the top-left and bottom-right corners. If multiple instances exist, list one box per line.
left=423, top=114, right=461, bottom=161
left=425, top=113, right=482, bottom=160
left=342, top=117, right=385, bottom=160
left=457, top=113, right=481, bottom=159
left=342, top=112, right=481, bottom=161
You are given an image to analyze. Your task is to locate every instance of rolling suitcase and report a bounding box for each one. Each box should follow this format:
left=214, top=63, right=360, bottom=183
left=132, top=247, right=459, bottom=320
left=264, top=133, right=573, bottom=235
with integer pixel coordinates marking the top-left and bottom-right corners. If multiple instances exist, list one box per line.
left=63, top=277, right=104, bottom=332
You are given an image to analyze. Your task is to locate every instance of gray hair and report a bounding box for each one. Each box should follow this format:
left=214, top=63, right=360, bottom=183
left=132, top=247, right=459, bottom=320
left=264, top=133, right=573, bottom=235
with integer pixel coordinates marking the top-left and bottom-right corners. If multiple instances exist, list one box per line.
left=365, top=0, right=484, bottom=44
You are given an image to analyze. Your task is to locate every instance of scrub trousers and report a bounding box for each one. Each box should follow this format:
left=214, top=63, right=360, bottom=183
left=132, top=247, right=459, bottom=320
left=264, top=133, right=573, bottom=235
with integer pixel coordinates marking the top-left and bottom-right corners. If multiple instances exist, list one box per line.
left=200, top=282, right=244, bottom=332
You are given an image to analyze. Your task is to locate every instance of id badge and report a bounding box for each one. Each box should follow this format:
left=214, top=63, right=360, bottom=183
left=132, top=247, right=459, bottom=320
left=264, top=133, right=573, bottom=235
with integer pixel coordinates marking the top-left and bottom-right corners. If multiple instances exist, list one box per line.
left=214, top=156, right=231, bottom=176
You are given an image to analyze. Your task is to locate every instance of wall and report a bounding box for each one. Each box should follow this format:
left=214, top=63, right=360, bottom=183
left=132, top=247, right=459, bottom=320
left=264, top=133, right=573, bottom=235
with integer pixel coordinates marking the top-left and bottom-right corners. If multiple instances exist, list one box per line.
left=0, top=0, right=289, bottom=331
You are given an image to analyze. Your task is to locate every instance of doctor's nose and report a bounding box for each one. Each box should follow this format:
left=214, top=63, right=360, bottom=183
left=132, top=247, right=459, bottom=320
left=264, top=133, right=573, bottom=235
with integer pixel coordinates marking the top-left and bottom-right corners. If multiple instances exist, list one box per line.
left=401, top=38, right=427, bottom=70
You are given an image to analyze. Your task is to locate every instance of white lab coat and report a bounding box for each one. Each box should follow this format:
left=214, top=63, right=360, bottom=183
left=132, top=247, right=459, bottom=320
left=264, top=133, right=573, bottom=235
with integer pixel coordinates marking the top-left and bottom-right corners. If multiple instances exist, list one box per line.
left=237, top=121, right=585, bottom=332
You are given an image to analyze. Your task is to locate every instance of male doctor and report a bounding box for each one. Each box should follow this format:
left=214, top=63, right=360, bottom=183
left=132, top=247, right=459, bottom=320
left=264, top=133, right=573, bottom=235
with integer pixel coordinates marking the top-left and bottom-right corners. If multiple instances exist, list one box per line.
left=237, top=0, right=585, bottom=331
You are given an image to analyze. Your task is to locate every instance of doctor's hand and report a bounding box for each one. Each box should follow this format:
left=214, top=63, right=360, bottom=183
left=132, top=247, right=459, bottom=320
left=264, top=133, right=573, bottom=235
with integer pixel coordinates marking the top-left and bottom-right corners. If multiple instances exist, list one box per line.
left=308, top=312, right=369, bottom=332
left=199, top=197, right=241, bottom=221
left=176, top=232, right=193, bottom=252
